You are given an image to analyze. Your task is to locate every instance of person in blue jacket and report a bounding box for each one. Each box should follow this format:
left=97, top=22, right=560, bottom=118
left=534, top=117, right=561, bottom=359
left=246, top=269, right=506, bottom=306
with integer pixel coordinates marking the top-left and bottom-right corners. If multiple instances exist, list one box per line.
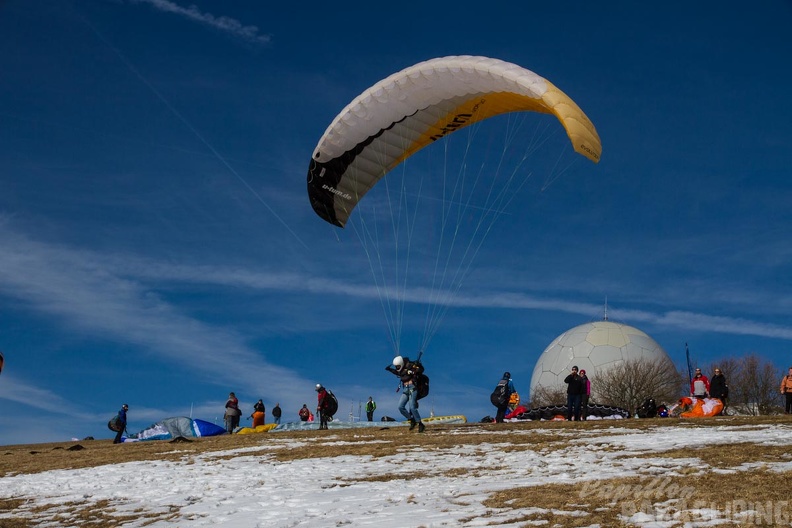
left=494, top=372, right=516, bottom=423
left=113, top=404, right=128, bottom=444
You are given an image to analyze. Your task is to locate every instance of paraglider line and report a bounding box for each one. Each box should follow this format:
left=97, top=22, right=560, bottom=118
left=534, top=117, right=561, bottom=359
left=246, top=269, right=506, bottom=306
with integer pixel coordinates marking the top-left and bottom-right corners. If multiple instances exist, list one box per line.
left=79, top=15, right=308, bottom=250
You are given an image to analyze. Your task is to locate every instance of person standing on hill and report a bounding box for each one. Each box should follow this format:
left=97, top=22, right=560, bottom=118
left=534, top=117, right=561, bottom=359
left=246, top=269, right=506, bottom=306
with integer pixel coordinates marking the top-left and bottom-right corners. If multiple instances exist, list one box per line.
left=298, top=404, right=310, bottom=421
left=316, top=384, right=331, bottom=430
left=224, top=392, right=241, bottom=434
left=250, top=399, right=266, bottom=427
left=272, top=403, right=282, bottom=424
left=780, top=367, right=792, bottom=414
left=113, top=404, right=128, bottom=444
left=579, top=370, right=591, bottom=420
left=709, top=368, right=728, bottom=415
left=386, top=355, right=426, bottom=433
left=493, top=372, right=515, bottom=423
left=564, top=366, right=585, bottom=421
left=690, top=369, right=710, bottom=399
left=365, top=396, right=377, bottom=421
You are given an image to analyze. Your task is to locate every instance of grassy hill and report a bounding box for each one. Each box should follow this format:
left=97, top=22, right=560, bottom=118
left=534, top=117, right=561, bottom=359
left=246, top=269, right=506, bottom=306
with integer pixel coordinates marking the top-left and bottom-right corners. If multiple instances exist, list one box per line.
left=2, top=416, right=791, bottom=527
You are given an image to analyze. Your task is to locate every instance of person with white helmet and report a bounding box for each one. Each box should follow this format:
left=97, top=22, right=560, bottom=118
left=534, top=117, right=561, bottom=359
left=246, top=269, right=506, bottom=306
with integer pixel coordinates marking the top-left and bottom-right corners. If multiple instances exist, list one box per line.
left=385, top=355, right=426, bottom=433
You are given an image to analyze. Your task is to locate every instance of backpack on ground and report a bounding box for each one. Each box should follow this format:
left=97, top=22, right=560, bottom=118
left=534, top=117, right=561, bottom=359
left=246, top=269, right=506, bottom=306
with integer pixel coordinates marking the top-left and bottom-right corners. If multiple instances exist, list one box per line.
left=637, top=398, right=657, bottom=418
left=490, top=378, right=509, bottom=407
left=107, top=415, right=123, bottom=432
left=326, top=390, right=339, bottom=417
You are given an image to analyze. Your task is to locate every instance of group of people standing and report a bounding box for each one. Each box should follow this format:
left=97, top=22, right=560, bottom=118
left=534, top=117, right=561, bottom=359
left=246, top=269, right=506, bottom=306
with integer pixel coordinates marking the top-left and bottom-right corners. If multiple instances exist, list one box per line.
left=224, top=392, right=283, bottom=434
left=690, top=367, right=728, bottom=401
left=691, top=365, right=792, bottom=416
left=114, top=361, right=792, bottom=442
left=689, top=367, right=729, bottom=415
left=294, top=393, right=378, bottom=424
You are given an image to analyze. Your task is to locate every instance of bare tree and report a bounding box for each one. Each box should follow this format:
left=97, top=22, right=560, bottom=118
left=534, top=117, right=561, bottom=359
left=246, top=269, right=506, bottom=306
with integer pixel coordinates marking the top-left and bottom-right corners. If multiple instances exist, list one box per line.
left=728, top=354, right=782, bottom=415
left=704, top=358, right=740, bottom=387
left=594, top=356, right=684, bottom=412
left=528, top=385, right=567, bottom=408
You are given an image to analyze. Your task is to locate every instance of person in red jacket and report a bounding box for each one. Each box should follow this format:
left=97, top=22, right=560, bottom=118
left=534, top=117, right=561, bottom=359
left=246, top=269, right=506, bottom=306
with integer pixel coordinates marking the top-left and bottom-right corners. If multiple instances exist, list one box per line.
left=224, top=392, right=241, bottom=434
left=690, top=368, right=710, bottom=398
left=316, top=384, right=330, bottom=430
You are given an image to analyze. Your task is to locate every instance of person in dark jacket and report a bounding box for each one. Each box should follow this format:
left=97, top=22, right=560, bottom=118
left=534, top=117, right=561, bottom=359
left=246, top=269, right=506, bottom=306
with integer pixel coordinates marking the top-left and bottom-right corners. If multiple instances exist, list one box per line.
left=564, top=366, right=585, bottom=421
left=113, top=404, right=128, bottom=444
left=272, top=403, right=282, bottom=424
left=316, top=384, right=330, bottom=430
left=250, top=399, right=266, bottom=427
left=709, top=368, right=728, bottom=415
left=386, top=355, right=426, bottom=433
left=494, top=372, right=516, bottom=423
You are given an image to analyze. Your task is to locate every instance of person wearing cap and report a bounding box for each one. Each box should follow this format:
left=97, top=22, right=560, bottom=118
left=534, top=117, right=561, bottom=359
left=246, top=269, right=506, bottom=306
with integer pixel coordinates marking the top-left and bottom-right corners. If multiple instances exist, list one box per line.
left=579, top=370, right=591, bottom=420
left=690, top=369, right=710, bottom=399
left=493, top=372, right=516, bottom=423
left=113, top=404, right=128, bottom=444
left=316, top=384, right=330, bottom=430
left=564, top=366, right=585, bottom=421
left=780, top=367, right=792, bottom=414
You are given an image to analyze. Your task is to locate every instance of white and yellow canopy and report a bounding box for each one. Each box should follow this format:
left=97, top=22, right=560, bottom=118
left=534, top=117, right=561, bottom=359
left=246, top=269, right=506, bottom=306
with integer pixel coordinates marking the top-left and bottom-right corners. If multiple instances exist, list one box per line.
left=307, top=55, right=601, bottom=227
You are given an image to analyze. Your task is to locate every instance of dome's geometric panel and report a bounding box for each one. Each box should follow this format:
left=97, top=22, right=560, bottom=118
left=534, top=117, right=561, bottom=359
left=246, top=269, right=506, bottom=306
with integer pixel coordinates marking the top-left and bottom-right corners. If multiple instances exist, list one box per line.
left=585, top=326, right=612, bottom=346
left=562, top=330, right=589, bottom=348
left=550, top=345, right=575, bottom=372
left=592, top=345, right=622, bottom=364
left=572, top=340, right=594, bottom=359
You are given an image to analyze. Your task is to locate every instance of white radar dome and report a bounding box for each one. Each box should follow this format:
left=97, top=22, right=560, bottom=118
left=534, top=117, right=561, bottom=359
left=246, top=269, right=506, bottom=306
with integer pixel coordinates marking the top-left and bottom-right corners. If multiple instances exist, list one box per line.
left=530, top=320, right=672, bottom=400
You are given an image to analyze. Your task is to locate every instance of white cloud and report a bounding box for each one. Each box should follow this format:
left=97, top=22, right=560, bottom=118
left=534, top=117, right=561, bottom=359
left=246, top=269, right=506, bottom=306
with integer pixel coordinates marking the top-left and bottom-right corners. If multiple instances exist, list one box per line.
left=1, top=221, right=791, bottom=406
left=131, top=0, right=270, bottom=44
left=0, top=224, right=304, bottom=397
left=118, top=256, right=792, bottom=342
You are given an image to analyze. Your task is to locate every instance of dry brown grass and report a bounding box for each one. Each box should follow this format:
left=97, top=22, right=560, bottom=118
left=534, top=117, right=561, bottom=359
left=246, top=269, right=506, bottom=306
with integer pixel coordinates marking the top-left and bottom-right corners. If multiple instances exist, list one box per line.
left=3, top=415, right=784, bottom=477
left=2, top=415, right=792, bottom=527
left=0, top=432, right=270, bottom=477
left=483, top=470, right=792, bottom=527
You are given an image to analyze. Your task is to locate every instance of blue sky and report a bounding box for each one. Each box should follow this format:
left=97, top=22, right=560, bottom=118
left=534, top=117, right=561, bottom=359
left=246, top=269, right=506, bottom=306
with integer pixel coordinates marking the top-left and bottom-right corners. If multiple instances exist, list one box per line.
left=1, top=1, right=791, bottom=444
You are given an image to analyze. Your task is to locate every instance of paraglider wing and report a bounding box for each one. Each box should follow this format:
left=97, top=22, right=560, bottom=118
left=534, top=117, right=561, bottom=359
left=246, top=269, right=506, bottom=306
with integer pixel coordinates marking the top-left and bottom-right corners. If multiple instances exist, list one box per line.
left=307, top=55, right=602, bottom=227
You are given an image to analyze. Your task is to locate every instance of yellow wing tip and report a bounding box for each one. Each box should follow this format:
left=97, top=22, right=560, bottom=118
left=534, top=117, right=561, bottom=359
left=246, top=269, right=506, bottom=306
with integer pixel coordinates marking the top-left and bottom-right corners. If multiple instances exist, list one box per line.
left=543, top=82, right=602, bottom=164
left=575, top=140, right=602, bottom=163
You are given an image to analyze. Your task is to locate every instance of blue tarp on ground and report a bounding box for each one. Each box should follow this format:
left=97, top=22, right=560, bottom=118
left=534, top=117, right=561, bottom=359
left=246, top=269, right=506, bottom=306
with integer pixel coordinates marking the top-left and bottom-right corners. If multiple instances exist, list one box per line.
left=124, top=417, right=226, bottom=442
